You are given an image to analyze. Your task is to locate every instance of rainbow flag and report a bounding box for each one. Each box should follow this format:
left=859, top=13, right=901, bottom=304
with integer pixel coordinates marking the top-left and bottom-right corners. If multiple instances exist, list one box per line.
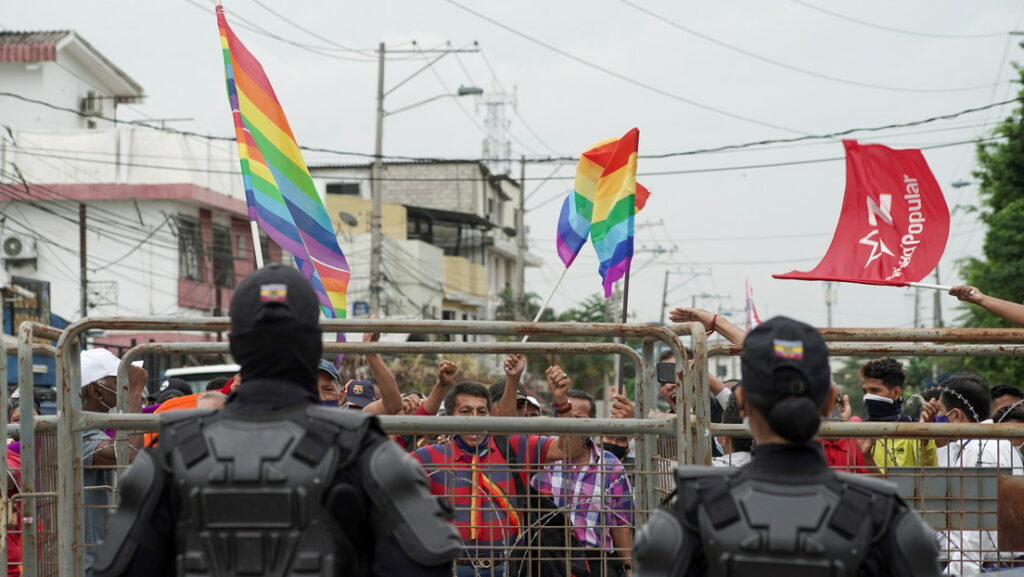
left=555, top=128, right=647, bottom=296
left=216, top=7, right=350, bottom=319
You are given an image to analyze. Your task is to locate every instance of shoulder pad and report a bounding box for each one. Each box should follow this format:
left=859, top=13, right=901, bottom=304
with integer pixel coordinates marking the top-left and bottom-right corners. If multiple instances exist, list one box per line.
left=834, top=471, right=899, bottom=496
left=94, top=450, right=166, bottom=577
left=158, top=408, right=216, bottom=428
left=306, top=405, right=378, bottom=431
left=364, top=440, right=461, bottom=566
left=675, top=466, right=739, bottom=483
left=890, top=510, right=942, bottom=576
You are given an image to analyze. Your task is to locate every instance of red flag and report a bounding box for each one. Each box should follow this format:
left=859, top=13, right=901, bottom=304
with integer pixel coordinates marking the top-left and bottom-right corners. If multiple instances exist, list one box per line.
left=774, top=140, right=949, bottom=287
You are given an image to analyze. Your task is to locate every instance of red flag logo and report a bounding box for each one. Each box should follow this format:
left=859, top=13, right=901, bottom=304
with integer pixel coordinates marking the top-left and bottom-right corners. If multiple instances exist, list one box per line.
left=774, top=140, right=949, bottom=286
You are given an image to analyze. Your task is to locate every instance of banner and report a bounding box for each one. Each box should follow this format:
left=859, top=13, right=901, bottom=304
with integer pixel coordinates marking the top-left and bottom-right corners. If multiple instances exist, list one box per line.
left=774, top=140, right=949, bottom=287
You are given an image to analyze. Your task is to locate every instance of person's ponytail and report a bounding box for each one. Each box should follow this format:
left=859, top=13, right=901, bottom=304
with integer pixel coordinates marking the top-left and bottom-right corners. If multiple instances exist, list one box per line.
left=766, top=396, right=820, bottom=443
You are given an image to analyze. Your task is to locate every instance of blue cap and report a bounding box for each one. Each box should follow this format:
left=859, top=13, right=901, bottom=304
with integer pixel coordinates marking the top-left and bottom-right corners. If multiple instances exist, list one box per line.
left=318, top=359, right=340, bottom=382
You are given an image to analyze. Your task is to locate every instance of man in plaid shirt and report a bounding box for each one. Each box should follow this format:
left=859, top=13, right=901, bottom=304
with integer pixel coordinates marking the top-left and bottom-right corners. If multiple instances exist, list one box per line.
left=531, top=389, right=635, bottom=577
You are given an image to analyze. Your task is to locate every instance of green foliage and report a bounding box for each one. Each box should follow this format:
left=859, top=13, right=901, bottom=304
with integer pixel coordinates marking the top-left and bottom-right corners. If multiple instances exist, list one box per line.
left=953, top=66, right=1024, bottom=384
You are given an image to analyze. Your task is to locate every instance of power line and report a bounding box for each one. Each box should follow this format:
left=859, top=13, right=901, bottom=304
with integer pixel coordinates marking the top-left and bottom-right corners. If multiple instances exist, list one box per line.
left=0, top=91, right=1013, bottom=164
left=441, top=0, right=808, bottom=135
left=248, top=0, right=377, bottom=57
left=616, top=0, right=1002, bottom=94
left=789, top=0, right=1011, bottom=39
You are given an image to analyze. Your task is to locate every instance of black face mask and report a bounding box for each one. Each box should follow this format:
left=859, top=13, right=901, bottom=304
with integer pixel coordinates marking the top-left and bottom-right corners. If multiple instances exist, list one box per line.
left=864, top=393, right=903, bottom=422
left=229, top=264, right=322, bottom=399
left=603, top=442, right=629, bottom=461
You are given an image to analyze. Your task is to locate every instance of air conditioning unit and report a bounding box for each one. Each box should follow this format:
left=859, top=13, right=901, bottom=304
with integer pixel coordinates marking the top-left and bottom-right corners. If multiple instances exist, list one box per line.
left=1, top=235, right=37, bottom=260
left=79, top=92, right=102, bottom=117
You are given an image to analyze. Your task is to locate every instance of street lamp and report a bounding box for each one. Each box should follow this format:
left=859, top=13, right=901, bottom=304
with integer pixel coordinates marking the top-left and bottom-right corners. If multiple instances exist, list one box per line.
left=369, top=41, right=483, bottom=316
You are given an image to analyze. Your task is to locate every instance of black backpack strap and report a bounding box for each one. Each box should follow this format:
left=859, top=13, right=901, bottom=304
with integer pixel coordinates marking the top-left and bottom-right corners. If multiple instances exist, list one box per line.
left=158, top=409, right=217, bottom=468
left=832, top=472, right=899, bottom=542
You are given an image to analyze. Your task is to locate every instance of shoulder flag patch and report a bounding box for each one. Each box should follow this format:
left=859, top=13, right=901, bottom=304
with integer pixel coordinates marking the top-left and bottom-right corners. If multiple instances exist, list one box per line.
left=773, top=339, right=804, bottom=360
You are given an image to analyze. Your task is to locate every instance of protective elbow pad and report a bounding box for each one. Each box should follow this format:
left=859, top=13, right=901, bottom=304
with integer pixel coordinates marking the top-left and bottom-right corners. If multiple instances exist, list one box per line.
left=634, top=508, right=689, bottom=577
left=364, top=440, right=461, bottom=566
left=93, top=450, right=165, bottom=577
left=890, top=511, right=941, bottom=577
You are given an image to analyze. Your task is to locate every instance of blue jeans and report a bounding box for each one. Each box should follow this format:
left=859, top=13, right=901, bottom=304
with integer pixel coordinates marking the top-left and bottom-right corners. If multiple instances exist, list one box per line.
left=455, top=562, right=506, bottom=577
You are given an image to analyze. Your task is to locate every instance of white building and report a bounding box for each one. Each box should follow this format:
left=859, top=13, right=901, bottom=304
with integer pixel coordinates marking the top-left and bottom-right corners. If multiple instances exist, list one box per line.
left=0, top=30, right=282, bottom=358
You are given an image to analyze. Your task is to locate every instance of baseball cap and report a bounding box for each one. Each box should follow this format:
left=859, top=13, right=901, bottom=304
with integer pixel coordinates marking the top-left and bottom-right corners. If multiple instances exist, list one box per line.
left=318, top=359, right=340, bottom=382
left=80, top=349, right=122, bottom=388
left=741, top=316, right=830, bottom=402
left=344, top=379, right=375, bottom=409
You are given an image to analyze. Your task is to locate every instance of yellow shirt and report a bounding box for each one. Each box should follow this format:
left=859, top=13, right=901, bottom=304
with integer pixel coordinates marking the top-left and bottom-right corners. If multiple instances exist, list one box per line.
left=871, top=437, right=937, bottom=472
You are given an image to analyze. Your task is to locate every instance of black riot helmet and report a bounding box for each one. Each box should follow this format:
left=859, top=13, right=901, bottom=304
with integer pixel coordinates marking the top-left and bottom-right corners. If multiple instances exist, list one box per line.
left=229, top=264, right=322, bottom=394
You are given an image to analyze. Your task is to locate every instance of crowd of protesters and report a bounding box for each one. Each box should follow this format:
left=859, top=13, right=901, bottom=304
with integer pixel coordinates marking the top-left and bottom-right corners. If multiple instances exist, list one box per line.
left=0, top=295, right=1022, bottom=576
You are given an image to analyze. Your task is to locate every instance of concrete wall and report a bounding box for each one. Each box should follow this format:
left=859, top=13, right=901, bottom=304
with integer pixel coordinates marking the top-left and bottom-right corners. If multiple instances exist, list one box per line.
left=324, top=194, right=407, bottom=241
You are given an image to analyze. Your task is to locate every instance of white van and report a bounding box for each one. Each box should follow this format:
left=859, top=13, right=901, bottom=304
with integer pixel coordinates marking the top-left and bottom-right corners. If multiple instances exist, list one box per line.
left=161, top=364, right=240, bottom=394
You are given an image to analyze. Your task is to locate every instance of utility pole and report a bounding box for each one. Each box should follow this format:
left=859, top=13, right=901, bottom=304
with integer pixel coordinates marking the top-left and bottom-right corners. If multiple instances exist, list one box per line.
left=369, top=42, right=386, bottom=317
left=660, top=269, right=670, bottom=323
left=933, top=265, right=943, bottom=328
left=824, top=282, right=835, bottom=328
left=79, top=204, right=88, bottom=318
left=514, top=155, right=526, bottom=320
left=913, top=287, right=921, bottom=328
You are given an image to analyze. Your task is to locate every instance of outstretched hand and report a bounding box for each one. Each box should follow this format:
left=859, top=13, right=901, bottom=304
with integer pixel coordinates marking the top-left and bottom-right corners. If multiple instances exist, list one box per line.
left=668, top=307, right=715, bottom=330
left=949, top=285, right=984, bottom=305
left=610, top=393, right=635, bottom=420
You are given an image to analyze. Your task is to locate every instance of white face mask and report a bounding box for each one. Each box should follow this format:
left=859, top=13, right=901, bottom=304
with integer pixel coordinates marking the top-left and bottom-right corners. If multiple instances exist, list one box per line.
left=93, top=381, right=119, bottom=414
left=862, top=393, right=894, bottom=404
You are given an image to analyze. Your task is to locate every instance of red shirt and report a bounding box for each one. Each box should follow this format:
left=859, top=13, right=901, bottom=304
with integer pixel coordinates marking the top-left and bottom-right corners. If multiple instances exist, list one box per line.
left=819, top=437, right=869, bottom=475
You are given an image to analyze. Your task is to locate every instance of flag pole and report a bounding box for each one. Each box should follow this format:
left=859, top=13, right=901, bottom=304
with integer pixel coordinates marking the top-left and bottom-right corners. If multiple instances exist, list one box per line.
left=615, top=268, right=631, bottom=394
left=907, top=281, right=952, bottom=292
left=521, top=267, right=569, bottom=343
left=250, top=221, right=265, bottom=269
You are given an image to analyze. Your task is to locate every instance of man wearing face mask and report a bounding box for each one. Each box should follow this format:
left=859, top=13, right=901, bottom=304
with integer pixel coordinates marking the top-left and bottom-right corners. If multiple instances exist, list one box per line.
left=857, top=357, right=937, bottom=472
left=96, top=264, right=461, bottom=577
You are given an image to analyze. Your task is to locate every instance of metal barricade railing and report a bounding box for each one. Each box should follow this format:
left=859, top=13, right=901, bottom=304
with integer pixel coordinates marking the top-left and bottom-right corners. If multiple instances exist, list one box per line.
left=7, top=319, right=1023, bottom=575
left=53, top=317, right=693, bottom=577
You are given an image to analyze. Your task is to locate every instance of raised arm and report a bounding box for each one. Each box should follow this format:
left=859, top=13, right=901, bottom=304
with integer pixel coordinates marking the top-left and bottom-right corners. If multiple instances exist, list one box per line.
left=949, top=285, right=1024, bottom=327
left=421, top=360, right=459, bottom=415
left=544, top=365, right=583, bottom=462
left=362, top=331, right=403, bottom=416
left=669, top=307, right=746, bottom=345
left=495, top=354, right=526, bottom=417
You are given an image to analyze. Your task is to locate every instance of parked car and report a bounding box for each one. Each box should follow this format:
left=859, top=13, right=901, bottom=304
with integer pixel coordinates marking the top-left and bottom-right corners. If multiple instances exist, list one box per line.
left=160, top=364, right=239, bottom=394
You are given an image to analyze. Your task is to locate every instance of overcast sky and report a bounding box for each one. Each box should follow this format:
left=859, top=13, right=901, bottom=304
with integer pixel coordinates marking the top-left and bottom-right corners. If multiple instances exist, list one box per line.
left=4, top=0, right=1022, bottom=329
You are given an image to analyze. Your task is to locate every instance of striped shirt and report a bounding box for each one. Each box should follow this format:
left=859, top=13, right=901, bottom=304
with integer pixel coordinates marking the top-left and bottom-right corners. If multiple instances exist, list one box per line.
left=529, top=440, right=634, bottom=551
left=413, top=434, right=553, bottom=559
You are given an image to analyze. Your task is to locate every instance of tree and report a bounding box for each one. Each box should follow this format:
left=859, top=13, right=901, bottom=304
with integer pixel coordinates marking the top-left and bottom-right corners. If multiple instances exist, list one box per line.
left=955, top=66, right=1024, bottom=384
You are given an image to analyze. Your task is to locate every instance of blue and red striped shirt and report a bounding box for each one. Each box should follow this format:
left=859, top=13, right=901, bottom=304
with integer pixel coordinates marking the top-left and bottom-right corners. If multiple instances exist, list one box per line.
left=412, top=434, right=553, bottom=559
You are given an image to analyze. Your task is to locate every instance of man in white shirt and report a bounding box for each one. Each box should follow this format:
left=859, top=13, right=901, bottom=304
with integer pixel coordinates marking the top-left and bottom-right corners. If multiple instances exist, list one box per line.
left=926, top=376, right=1023, bottom=576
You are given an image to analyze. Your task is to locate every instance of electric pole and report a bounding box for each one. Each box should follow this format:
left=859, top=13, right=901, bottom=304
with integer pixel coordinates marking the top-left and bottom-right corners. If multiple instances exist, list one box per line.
left=369, top=42, right=386, bottom=317
left=825, top=282, right=835, bottom=328
left=659, top=269, right=670, bottom=323
left=514, top=155, right=526, bottom=320
left=79, top=204, right=88, bottom=318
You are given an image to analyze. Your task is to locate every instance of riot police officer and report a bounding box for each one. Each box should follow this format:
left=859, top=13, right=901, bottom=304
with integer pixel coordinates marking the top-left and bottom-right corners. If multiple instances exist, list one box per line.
left=633, top=316, right=939, bottom=577
left=95, top=264, right=461, bottom=577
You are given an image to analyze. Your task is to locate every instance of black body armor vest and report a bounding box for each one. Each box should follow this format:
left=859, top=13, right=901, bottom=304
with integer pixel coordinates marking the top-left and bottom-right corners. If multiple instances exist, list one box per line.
left=159, top=406, right=370, bottom=577
left=676, top=468, right=894, bottom=577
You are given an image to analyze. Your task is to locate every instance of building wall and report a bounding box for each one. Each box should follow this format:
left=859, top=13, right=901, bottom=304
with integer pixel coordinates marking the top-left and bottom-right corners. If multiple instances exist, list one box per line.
left=0, top=56, right=109, bottom=131
left=324, top=194, right=407, bottom=241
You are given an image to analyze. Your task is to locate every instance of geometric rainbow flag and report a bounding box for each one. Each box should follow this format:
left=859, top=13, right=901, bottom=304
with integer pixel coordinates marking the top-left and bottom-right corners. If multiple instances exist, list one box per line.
left=217, top=6, right=350, bottom=319
left=555, top=128, right=647, bottom=297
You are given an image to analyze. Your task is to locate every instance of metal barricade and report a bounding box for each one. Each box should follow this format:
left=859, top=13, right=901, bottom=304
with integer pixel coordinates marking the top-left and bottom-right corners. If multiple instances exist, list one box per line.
left=14, top=320, right=1024, bottom=575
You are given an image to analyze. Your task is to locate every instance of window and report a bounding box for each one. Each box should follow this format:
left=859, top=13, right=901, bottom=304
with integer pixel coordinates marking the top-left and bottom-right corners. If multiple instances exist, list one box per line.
left=212, top=225, right=234, bottom=288
left=178, top=216, right=205, bottom=282
left=326, top=182, right=360, bottom=196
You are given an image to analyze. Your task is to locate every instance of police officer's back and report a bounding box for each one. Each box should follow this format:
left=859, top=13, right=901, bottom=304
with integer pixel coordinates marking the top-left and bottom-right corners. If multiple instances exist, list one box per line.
left=633, top=317, right=939, bottom=577
left=95, top=264, right=461, bottom=577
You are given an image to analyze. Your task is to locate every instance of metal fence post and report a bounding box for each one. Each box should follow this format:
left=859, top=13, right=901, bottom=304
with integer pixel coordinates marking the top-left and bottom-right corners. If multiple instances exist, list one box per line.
left=635, top=339, right=658, bottom=516
left=55, top=333, right=83, bottom=577
left=687, top=324, right=712, bottom=466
